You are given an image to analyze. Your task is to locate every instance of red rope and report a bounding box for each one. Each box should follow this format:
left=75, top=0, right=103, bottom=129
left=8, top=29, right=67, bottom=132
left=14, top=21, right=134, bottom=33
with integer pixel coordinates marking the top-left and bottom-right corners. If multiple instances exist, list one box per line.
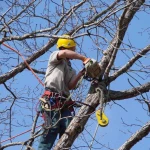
left=0, top=124, right=42, bottom=144
left=0, top=43, right=45, bottom=144
left=2, top=43, right=44, bottom=87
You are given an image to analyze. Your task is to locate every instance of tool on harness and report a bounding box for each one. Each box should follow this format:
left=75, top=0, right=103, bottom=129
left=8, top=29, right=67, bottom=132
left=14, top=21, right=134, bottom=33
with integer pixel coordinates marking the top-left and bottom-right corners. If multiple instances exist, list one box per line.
left=83, top=58, right=101, bottom=80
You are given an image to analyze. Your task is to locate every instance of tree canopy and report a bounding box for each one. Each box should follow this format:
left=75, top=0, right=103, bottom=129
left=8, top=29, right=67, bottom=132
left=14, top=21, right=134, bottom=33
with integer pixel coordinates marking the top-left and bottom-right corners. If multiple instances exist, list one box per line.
left=0, top=0, right=150, bottom=150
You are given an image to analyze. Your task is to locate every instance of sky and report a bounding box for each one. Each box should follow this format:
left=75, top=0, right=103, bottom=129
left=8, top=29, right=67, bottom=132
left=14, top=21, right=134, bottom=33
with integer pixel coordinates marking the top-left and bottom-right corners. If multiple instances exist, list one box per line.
left=0, top=1, right=150, bottom=150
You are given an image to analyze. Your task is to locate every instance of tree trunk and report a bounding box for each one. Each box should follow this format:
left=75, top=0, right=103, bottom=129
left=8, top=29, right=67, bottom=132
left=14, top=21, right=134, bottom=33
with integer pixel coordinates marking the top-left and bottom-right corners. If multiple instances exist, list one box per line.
left=54, top=89, right=100, bottom=150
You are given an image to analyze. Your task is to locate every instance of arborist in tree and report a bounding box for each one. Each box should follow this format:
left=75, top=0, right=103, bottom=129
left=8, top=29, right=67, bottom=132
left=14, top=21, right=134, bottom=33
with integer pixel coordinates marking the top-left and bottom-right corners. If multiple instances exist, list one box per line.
left=38, top=34, right=92, bottom=150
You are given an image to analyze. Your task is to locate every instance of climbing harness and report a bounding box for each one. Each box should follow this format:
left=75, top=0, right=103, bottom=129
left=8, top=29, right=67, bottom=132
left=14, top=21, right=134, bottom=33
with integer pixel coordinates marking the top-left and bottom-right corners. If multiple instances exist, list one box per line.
left=39, top=90, right=75, bottom=112
left=39, top=89, right=76, bottom=130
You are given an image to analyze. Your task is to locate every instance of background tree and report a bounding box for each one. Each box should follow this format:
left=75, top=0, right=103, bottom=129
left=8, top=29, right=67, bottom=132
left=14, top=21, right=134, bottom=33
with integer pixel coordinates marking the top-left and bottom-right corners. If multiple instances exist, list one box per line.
left=0, top=0, right=150, bottom=150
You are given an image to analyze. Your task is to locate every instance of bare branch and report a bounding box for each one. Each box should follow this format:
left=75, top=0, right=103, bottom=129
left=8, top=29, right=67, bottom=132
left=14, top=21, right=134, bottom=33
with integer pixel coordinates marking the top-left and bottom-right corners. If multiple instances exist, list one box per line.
left=99, top=0, right=145, bottom=79
left=109, top=82, right=150, bottom=100
left=108, top=45, right=150, bottom=83
left=0, top=38, right=56, bottom=84
left=118, top=121, right=150, bottom=150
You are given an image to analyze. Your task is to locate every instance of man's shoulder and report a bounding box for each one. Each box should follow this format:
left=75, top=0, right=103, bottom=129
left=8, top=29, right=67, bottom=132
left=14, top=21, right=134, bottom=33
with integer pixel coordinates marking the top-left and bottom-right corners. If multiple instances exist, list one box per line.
left=50, top=50, right=59, bottom=58
left=50, top=50, right=59, bottom=55
left=49, top=50, right=63, bottom=64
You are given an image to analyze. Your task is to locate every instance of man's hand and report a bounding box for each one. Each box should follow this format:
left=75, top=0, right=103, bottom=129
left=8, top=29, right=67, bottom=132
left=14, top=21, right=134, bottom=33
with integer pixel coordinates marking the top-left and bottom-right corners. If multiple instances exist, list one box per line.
left=82, top=57, right=91, bottom=65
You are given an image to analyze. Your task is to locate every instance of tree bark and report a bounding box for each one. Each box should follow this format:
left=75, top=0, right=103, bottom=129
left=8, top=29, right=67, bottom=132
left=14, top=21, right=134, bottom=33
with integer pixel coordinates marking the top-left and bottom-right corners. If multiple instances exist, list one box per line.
left=54, top=90, right=99, bottom=150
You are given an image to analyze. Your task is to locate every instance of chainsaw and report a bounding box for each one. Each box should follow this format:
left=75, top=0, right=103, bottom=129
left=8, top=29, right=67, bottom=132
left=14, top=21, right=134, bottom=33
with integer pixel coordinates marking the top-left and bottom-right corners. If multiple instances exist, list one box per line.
left=83, top=58, right=101, bottom=80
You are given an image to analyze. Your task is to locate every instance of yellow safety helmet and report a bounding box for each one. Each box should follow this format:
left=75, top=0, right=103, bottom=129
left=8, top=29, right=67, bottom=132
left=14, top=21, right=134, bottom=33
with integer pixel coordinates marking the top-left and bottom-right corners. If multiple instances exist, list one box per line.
left=57, top=34, right=76, bottom=49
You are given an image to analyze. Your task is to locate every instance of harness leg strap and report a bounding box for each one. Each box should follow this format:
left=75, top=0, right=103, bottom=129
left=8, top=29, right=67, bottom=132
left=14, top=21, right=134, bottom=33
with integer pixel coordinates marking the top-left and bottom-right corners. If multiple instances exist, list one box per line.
left=42, top=111, right=52, bottom=136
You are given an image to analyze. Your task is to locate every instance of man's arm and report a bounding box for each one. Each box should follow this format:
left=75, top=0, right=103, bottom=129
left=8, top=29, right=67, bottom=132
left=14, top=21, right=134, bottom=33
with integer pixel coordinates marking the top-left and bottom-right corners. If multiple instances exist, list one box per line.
left=57, top=50, right=87, bottom=62
left=68, top=69, right=85, bottom=90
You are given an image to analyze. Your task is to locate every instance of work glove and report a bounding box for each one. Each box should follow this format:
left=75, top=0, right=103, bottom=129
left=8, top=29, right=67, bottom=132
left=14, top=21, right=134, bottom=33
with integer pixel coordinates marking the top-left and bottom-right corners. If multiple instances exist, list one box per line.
left=82, top=57, right=91, bottom=65
left=83, top=58, right=101, bottom=79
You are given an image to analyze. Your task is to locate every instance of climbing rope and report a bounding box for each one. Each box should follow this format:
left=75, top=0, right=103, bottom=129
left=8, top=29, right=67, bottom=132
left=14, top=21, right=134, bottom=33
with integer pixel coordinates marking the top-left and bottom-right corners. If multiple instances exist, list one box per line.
left=0, top=124, right=42, bottom=144
left=2, top=43, right=44, bottom=87
left=88, top=123, right=99, bottom=150
left=95, top=84, right=109, bottom=127
left=1, top=43, right=45, bottom=145
left=88, top=82, right=109, bottom=150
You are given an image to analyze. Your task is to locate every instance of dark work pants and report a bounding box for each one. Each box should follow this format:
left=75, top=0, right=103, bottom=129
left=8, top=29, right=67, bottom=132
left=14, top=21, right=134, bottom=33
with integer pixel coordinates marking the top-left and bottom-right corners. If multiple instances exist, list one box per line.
left=38, top=109, right=72, bottom=150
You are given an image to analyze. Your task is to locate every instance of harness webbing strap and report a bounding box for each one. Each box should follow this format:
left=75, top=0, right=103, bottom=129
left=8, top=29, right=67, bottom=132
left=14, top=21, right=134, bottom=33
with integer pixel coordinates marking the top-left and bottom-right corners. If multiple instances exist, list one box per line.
left=39, top=90, right=75, bottom=111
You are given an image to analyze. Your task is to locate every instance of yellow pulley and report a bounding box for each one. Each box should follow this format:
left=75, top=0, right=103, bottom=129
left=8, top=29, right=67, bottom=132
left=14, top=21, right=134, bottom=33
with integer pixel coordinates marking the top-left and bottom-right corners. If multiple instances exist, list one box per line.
left=96, top=110, right=109, bottom=127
